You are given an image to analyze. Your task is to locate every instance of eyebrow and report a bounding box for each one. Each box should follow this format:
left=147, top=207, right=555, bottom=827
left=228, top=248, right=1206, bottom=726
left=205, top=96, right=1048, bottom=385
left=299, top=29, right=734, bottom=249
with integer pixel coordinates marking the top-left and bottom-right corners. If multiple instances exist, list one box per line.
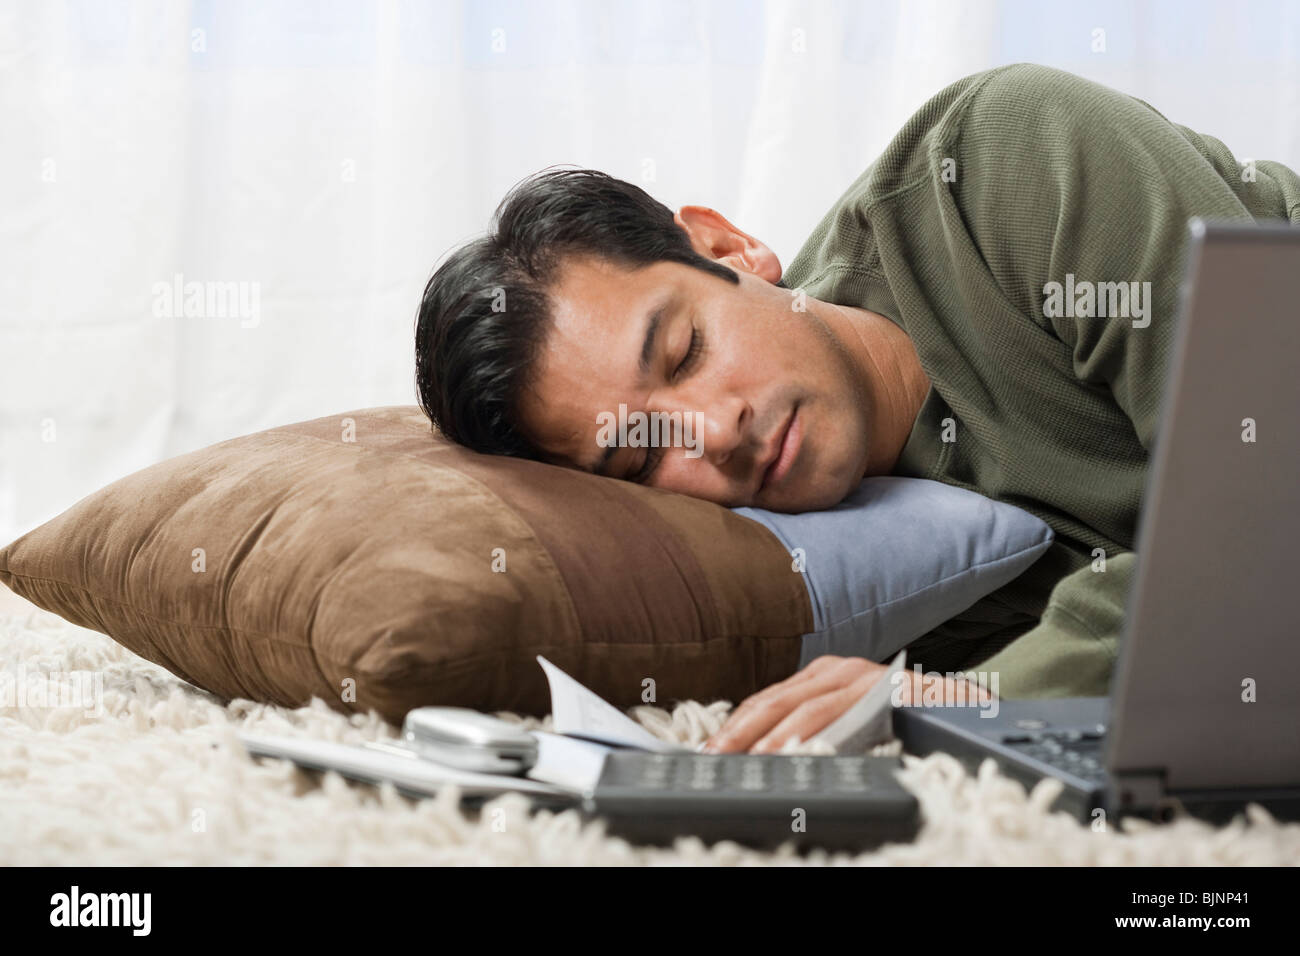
left=583, top=295, right=673, bottom=475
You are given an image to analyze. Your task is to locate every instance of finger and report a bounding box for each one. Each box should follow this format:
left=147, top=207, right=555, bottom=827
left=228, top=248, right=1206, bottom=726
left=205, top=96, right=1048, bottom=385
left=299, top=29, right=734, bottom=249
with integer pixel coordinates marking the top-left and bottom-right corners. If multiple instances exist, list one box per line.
left=705, top=657, right=874, bottom=753
left=780, top=653, right=849, bottom=685
left=705, top=661, right=872, bottom=753
left=719, top=656, right=862, bottom=729
left=751, top=670, right=880, bottom=754
left=708, top=659, right=863, bottom=750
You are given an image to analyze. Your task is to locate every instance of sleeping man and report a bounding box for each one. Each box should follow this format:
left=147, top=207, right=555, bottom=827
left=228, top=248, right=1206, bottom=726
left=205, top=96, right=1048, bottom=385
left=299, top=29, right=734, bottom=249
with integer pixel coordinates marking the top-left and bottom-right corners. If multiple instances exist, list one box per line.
left=413, top=63, right=1300, bottom=754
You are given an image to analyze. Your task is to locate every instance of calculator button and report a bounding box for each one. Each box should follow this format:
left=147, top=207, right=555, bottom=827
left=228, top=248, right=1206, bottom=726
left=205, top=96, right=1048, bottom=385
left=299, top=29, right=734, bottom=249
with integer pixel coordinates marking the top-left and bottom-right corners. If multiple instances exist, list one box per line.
left=831, top=757, right=871, bottom=791
left=688, top=760, right=722, bottom=791
left=736, top=758, right=769, bottom=791
left=792, top=769, right=815, bottom=787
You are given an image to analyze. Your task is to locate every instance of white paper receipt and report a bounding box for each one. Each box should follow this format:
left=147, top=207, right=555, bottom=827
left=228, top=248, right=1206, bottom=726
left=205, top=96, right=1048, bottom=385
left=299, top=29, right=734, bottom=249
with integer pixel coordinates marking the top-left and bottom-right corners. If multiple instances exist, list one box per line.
left=536, top=655, right=685, bottom=753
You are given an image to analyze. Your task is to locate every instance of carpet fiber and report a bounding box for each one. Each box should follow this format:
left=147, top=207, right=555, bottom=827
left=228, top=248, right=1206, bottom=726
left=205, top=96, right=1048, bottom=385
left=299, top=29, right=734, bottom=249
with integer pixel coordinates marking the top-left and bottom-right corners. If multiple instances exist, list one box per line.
left=2, top=597, right=1296, bottom=865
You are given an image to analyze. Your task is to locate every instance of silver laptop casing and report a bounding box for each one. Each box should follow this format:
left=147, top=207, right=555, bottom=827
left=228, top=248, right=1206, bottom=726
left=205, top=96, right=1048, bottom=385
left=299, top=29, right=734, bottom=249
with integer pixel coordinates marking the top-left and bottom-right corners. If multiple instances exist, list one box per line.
left=1105, top=219, right=1300, bottom=805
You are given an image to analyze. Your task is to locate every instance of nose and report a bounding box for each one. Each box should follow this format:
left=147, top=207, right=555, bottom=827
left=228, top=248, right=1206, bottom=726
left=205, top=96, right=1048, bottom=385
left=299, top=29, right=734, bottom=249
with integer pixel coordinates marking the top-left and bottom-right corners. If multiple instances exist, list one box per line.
left=648, top=388, right=751, bottom=468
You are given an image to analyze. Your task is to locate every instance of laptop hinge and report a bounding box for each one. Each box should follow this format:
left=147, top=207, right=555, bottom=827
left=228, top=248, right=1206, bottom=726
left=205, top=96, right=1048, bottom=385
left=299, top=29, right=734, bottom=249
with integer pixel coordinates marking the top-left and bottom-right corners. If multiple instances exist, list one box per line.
left=1111, top=769, right=1168, bottom=813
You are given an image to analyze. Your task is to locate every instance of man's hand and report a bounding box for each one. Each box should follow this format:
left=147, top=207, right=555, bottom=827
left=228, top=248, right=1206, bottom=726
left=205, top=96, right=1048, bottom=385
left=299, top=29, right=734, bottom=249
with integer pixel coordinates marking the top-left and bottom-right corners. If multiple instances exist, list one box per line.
left=701, top=654, right=995, bottom=754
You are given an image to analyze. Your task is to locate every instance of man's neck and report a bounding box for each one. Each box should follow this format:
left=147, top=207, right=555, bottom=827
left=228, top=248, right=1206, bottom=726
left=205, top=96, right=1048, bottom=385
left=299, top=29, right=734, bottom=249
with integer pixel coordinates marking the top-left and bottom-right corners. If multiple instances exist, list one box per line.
left=824, top=301, right=931, bottom=476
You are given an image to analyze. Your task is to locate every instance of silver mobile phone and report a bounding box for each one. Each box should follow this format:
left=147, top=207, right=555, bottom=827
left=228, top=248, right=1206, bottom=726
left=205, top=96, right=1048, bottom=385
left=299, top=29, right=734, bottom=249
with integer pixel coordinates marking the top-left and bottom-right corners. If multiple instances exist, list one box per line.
left=400, top=707, right=538, bottom=775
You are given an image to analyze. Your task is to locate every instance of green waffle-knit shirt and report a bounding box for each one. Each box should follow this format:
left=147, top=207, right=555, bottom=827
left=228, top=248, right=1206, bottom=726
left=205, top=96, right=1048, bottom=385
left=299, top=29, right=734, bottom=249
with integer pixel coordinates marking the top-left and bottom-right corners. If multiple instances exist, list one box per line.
left=781, top=62, right=1300, bottom=697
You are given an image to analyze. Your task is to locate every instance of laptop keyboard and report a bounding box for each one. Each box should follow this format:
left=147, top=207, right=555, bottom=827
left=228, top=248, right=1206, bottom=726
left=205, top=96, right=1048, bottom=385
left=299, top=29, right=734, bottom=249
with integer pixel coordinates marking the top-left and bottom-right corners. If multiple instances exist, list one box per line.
left=1001, top=728, right=1109, bottom=783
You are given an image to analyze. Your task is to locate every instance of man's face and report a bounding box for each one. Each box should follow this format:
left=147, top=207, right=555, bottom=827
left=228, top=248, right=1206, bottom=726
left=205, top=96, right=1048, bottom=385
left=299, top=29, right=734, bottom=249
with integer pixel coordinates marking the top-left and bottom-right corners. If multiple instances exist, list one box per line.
left=515, top=253, right=875, bottom=512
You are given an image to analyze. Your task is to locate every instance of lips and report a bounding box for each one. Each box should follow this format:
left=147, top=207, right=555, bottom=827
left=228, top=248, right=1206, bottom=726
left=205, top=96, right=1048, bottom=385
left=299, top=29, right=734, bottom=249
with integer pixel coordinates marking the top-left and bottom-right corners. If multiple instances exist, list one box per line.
left=759, top=406, right=801, bottom=494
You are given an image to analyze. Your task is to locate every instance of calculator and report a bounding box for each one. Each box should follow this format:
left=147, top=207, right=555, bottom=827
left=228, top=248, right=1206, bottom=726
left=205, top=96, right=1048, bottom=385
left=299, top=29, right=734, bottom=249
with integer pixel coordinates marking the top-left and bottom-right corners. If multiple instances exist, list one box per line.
left=582, top=752, right=919, bottom=852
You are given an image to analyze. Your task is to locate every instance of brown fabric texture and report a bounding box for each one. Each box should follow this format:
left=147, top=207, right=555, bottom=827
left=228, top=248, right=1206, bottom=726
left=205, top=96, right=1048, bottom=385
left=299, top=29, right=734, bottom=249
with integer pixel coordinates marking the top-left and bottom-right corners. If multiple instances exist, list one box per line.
left=0, top=406, right=809, bottom=723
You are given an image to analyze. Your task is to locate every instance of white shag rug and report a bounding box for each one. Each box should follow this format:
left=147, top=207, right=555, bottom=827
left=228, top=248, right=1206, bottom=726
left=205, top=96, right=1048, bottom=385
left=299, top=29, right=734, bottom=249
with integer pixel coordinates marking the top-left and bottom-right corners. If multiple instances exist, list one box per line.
left=2, top=595, right=1297, bottom=866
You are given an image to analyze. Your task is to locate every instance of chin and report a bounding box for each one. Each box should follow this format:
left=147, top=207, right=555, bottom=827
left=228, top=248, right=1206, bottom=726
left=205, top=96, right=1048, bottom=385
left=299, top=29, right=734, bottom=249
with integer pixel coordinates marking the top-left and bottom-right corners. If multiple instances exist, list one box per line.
left=813, top=482, right=856, bottom=510
left=769, top=479, right=854, bottom=514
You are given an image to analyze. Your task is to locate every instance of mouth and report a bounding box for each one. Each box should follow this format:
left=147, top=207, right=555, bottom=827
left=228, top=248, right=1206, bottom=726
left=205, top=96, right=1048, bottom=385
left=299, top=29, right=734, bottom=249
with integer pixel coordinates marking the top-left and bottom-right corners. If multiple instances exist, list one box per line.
left=759, top=404, right=801, bottom=495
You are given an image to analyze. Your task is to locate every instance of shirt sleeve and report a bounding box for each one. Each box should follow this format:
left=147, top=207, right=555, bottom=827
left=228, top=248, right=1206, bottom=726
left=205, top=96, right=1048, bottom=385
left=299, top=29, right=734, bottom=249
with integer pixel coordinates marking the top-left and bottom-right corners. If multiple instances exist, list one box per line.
left=949, top=64, right=1300, bottom=697
left=979, top=552, right=1134, bottom=698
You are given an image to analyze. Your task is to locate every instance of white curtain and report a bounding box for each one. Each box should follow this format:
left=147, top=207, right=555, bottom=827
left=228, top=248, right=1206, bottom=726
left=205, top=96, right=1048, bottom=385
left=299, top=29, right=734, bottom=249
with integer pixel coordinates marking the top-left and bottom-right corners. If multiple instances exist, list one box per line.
left=3, top=0, right=1298, bottom=544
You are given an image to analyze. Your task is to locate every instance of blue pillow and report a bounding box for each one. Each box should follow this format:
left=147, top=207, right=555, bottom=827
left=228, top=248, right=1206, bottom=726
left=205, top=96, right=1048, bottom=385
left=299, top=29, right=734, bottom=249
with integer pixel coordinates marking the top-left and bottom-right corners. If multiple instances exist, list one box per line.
left=733, top=477, right=1053, bottom=668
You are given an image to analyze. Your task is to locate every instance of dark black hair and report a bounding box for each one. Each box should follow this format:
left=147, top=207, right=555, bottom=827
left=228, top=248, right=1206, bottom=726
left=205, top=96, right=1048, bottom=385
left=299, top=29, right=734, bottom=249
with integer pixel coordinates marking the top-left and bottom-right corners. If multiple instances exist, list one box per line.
left=414, top=166, right=740, bottom=459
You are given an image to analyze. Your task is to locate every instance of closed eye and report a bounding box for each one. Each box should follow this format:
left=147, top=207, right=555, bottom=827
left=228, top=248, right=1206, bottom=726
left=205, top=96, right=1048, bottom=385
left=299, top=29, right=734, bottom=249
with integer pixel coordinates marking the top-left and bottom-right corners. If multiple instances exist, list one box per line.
left=631, top=324, right=702, bottom=484
left=673, top=326, right=703, bottom=380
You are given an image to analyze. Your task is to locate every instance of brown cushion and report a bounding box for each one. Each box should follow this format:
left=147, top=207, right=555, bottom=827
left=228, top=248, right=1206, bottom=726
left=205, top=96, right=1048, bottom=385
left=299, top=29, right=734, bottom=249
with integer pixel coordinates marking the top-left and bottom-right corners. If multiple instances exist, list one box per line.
left=0, top=406, right=809, bottom=723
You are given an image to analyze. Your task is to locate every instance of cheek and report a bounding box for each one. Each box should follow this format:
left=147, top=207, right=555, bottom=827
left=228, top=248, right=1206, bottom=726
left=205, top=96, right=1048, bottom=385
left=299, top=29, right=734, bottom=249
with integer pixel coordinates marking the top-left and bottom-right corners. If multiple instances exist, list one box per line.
left=734, top=313, right=824, bottom=390
left=653, top=453, right=734, bottom=505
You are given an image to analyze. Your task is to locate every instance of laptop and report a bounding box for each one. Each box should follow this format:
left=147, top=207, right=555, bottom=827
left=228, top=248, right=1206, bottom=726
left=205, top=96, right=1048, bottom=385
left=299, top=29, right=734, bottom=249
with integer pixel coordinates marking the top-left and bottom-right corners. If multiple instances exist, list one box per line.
left=893, top=219, right=1300, bottom=825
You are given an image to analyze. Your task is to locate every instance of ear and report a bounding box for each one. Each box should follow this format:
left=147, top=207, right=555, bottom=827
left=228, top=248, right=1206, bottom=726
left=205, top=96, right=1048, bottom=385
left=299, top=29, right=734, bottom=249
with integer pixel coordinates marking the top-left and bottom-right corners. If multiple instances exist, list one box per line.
left=673, top=205, right=782, bottom=284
